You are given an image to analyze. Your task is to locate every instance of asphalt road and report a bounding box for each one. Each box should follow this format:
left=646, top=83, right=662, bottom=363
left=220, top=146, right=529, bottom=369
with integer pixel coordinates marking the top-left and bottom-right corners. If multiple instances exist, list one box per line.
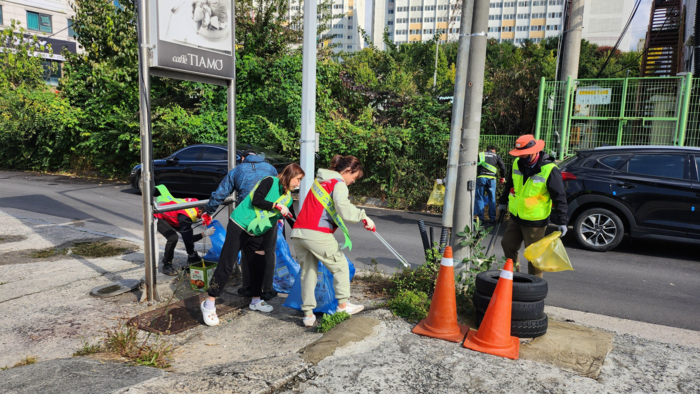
left=1, top=170, right=699, bottom=331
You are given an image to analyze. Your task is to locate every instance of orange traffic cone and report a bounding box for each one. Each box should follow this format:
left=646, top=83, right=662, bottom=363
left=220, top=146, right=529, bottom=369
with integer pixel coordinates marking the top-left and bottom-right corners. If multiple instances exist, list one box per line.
left=412, top=246, right=470, bottom=343
left=463, top=258, right=519, bottom=359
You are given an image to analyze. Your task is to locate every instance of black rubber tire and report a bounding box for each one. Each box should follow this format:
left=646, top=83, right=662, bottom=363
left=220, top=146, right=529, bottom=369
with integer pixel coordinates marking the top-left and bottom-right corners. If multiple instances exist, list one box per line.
left=475, top=271, right=548, bottom=302
left=476, top=311, right=549, bottom=338
left=574, top=207, right=625, bottom=252
left=136, top=173, right=143, bottom=194
left=472, top=291, right=545, bottom=321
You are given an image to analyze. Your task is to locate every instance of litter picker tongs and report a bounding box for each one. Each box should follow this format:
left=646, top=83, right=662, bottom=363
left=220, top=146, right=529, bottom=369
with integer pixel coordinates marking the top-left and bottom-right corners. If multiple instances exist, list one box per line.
left=373, top=231, right=410, bottom=268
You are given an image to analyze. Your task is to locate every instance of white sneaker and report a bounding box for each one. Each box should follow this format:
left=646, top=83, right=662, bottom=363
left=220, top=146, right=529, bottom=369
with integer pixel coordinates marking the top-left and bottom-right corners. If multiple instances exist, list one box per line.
left=249, top=300, right=273, bottom=313
left=201, top=301, right=220, bottom=326
left=336, top=302, right=364, bottom=315
left=303, top=315, right=316, bottom=327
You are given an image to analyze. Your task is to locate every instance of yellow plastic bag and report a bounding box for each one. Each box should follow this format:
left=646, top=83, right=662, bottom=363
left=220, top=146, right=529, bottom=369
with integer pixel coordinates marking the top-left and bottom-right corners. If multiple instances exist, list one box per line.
left=523, top=231, right=574, bottom=272
left=427, top=180, right=445, bottom=206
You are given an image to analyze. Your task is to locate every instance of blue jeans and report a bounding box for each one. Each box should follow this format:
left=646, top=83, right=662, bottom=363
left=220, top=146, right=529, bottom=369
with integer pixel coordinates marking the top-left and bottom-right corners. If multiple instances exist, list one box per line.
left=474, top=177, right=497, bottom=222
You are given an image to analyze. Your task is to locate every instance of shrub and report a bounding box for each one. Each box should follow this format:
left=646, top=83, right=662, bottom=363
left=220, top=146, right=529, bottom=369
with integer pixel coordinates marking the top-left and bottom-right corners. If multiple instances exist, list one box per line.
left=387, top=290, right=430, bottom=322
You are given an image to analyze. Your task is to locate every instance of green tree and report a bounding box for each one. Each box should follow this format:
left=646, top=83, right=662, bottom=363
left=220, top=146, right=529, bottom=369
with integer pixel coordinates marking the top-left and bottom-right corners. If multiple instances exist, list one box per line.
left=0, top=20, right=55, bottom=90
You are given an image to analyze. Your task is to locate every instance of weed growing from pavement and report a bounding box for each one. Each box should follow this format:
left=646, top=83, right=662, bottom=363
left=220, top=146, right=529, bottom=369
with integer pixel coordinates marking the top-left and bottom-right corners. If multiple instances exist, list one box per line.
left=71, top=241, right=130, bottom=258
left=317, top=312, right=352, bottom=333
left=72, top=338, right=102, bottom=357
left=30, top=247, right=68, bottom=258
left=13, top=355, right=38, bottom=368
left=387, top=290, right=430, bottom=322
left=455, top=220, right=506, bottom=303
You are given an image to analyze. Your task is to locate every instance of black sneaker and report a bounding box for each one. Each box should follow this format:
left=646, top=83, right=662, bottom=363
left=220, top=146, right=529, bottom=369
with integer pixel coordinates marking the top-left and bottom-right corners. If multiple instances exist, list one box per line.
left=162, top=263, right=179, bottom=276
left=237, top=287, right=252, bottom=297
left=187, top=252, right=202, bottom=263
left=261, top=290, right=278, bottom=301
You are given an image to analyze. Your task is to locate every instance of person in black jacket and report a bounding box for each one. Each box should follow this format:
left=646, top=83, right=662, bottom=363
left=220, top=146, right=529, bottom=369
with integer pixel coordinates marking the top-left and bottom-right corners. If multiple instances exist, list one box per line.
left=474, top=145, right=507, bottom=224
left=498, top=135, right=568, bottom=278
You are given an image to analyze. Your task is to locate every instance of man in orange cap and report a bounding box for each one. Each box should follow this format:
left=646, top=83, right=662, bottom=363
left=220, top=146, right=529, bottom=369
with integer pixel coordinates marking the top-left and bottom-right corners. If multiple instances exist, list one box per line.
left=497, top=135, right=568, bottom=277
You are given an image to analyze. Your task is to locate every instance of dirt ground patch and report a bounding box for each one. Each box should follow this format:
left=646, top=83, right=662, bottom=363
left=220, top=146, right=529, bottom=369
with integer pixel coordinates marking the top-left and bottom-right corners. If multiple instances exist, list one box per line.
left=0, top=238, right=137, bottom=265
left=0, top=235, right=28, bottom=245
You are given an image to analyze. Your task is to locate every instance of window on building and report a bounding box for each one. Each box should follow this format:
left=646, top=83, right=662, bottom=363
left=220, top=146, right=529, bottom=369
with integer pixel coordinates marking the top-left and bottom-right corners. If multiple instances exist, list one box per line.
left=548, top=12, right=562, bottom=18
left=388, top=9, right=394, bottom=14
left=502, top=26, right=513, bottom=32
left=67, top=18, right=78, bottom=38
left=42, top=60, right=61, bottom=85
left=545, top=25, right=559, bottom=30
left=448, top=28, right=460, bottom=33
left=0, top=6, right=4, bottom=25
left=27, top=11, right=52, bottom=33
left=349, top=24, right=354, bottom=28
left=410, top=6, right=423, bottom=11
left=395, top=30, right=406, bottom=34
left=387, top=21, right=393, bottom=25
left=397, top=6, right=408, bottom=12
left=438, top=5, right=448, bottom=10
left=333, top=24, right=344, bottom=29
left=347, top=45, right=353, bottom=49
left=424, top=17, right=435, bottom=23
left=425, top=5, right=435, bottom=11
left=503, top=14, right=515, bottom=19
left=548, top=0, right=563, bottom=4
left=410, top=18, right=419, bottom=23
left=437, top=17, right=447, bottom=22
left=516, top=26, right=528, bottom=31
left=517, top=13, right=530, bottom=19
left=531, top=12, right=546, bottom=18
left=503, top=2, right=515, bottom=7
left=450, top=16, right=461, bottom=22
left=333, top=4, right=343, bottom=9
left=532, top=0, right=546, bottom=5
left=423, top=29, right=433, bottom=34
left=530, top=25, right=543, bottom=31
left=489, top=15, right=503, bottom=20
left=409, top=29, right=420, bottom=34
left=348, top=16, right=353, bottom=20
left=488, top=27, right=502, bottom=32
left=397, top=18, right=408, bottom=23
left=518, top=1, right=528, bottom=6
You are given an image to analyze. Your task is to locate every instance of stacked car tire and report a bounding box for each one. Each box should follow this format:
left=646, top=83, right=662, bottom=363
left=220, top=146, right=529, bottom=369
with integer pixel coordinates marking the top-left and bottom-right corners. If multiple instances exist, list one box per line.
left=473, top=270, right=549, bottom=338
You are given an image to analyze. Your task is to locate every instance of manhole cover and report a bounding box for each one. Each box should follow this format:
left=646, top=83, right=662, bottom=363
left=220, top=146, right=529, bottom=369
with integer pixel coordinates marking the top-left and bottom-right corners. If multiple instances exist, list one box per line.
left=90, top=279, right=140, bottom=298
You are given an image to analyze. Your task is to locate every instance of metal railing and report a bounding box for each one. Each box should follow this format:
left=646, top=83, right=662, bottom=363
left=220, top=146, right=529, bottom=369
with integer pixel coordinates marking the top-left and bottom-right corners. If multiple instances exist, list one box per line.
left=534, top=74, right=698, bottom=159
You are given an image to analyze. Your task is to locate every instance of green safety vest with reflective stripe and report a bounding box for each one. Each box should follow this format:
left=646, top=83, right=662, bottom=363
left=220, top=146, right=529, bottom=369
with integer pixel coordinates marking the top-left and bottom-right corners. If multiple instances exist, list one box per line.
left=232, top=176, right=292, bottom=236
left=477, top=152, right=499, bottom=179
left=508, top=160, right=556, bottom=221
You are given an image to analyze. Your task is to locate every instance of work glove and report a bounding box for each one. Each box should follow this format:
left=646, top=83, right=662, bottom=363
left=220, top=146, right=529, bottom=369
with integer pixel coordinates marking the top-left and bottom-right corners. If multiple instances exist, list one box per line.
left=498, top=204, right=508, bottom=214
left=202, top=227, right=216, bottom=237
left=499, top=178, right=506, bottom=184
left=275, top=204, right=291, bottom=218
left=558, top=225, right=568, bottom=237
left=201, top=213, right=212, bottom=226
left=363, top=218, right=376, bottom=232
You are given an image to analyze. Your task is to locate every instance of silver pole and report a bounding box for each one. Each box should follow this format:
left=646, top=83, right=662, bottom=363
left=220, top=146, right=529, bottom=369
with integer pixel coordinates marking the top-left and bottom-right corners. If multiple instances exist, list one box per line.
left=452, top=0, right=489, bottom=264
left=137, top=0, right=159, bottom=303
left=299, top=0, right=318, bottom=207
left=442, top=0, right=475, bottom=228
left=433, top=38, right=439, bottom=88
left=559, top=0, right=584, bottom=81
left=227, top=0, right=237, bottom=216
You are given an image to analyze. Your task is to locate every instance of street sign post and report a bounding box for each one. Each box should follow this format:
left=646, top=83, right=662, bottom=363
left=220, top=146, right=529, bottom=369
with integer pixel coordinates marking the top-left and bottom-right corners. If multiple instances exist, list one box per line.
left=137, top=0, right=236, bottom=303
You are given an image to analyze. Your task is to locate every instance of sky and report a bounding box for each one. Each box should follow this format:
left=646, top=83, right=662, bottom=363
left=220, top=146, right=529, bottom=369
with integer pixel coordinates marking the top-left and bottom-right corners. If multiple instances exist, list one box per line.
left=364, top=0, right=653, bottom=52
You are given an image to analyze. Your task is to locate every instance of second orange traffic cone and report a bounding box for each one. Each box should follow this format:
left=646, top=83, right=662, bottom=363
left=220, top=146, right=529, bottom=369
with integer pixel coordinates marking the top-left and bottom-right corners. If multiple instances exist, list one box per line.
left=463, top=258, right=520, bottom=360
left=412, top=246, right=470, bottom=343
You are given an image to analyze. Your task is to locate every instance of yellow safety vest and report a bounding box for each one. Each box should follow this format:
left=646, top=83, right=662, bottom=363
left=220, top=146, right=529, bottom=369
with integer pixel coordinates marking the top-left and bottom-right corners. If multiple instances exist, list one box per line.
left=508, top=160, right=556, bottom=221
left=477, top=152, right=499, bottom=179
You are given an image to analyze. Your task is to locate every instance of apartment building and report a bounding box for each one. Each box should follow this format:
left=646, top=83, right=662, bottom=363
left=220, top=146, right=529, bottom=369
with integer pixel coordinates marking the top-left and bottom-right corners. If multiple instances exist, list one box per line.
left=0, top=0, right=79, bottom=84
left=286, top=0, right=367, bottom=52
left=372, top=0, right=635, bottom=50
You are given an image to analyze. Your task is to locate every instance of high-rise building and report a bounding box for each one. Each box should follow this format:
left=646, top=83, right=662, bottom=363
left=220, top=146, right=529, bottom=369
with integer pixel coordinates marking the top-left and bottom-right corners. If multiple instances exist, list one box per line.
left=371, top=0, right=637, bottom=50
left=286, top=0, right=367, bottom=52
left=0, top=0, right=79, bottom=85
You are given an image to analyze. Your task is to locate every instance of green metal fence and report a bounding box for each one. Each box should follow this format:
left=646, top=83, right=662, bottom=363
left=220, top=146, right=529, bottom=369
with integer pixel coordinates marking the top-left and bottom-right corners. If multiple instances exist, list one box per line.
left=535, top=74, right=698, bottom=159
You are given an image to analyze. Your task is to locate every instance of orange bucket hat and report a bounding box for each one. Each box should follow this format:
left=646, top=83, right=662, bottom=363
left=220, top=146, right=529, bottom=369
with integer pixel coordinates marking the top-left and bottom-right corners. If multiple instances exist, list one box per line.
left=509, top=134, right=545, bottom=156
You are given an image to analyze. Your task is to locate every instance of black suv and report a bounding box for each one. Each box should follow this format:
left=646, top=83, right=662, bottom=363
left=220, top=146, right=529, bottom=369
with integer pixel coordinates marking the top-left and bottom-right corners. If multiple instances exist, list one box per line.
left=560, top=146, right=700, bottom=251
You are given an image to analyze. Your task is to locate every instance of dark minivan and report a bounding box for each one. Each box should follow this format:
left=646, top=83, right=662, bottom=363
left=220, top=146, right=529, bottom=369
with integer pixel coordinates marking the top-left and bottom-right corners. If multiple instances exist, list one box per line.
left=129, top=144, right=292, bottom=197
left=560, top=146, right=700, bottom=251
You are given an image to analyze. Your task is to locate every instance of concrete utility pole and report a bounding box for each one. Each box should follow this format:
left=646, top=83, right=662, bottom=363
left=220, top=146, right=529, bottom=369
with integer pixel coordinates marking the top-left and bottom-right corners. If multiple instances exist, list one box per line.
left=442, top=0, right=475, bottom=229
left=298, top=0, right=318, bottom=208
left=451, top=0, right=490, bottom=264
left=136, top=0, right=159, bottom=303
left=559, top=0, right=584, bottom=80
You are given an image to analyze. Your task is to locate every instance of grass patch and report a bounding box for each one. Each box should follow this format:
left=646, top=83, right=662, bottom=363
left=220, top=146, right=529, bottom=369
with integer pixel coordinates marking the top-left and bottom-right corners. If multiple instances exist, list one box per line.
left=103, top=322, right=173, bottom=368
left=13, top=355, right=38, bottom=368
left=30, top=248, right=67, bottom=258
left=0, top=282, right=7, bottom=286
left=72, top=241, right=129, bottom=258
left=73, top=339, right=102, bottom=357
left=317, top=312, right=351, bottom=333
left=387, top=290, right=430, bottom=322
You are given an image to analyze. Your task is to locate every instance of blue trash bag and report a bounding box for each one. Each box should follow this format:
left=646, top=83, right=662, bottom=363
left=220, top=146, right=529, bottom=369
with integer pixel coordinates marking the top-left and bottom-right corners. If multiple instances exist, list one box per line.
left=273, top=221, right=300, bottom=293
left=283, top=254, right=357, bottom=315
left=203, top=220, right=227, bottom=262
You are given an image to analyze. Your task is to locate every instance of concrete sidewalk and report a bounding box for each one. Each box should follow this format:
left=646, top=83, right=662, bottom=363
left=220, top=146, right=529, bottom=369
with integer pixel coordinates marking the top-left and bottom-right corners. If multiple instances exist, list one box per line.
left=1, top=207, right=700, bottom=393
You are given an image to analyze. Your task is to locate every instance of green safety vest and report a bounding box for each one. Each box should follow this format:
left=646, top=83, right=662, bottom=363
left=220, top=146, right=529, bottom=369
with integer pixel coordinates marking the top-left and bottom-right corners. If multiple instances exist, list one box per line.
left=508, top=160, right=556, bottom=221
left=232, top=177, right=292, bottom=236
left=477, top=152, right=499, bottom=179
